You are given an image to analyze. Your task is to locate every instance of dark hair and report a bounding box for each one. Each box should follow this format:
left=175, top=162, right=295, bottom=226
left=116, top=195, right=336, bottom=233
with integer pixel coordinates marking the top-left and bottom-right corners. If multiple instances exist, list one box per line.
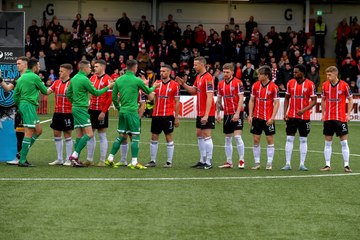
left=257, top=65, right=271, bottom=78
left=79, top=60, right=90, bottom=71
left=28, top=58, right=39, bottom=69
left=126, top=59, right=138, bottom=70
left=60, top=63, right=73, bottom=71
left=17, top=56, right=29, bottom=62
left=294, top=64, right=306, bottom=73
left=161, top=64, right=172, bottom=71
left=95, top=59, right=106, bottom=66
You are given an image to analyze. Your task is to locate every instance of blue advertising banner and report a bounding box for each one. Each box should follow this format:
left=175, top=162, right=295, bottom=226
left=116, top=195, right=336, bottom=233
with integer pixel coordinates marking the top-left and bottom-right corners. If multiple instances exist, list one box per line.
left=0, top=12, right=24, bottom=162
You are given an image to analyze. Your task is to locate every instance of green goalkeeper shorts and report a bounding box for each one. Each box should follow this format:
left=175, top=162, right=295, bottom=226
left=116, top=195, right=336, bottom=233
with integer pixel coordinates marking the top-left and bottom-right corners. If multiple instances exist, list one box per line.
left=72, top=107, right=91, bottom=128
left=117, top=112, right=140, bottom=135
left=18, top=102, right=40, bottom=128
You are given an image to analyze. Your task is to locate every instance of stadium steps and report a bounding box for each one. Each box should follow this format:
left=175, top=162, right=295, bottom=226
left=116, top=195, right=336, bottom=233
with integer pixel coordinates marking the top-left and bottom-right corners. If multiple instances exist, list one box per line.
left=317, top=57, right=337, bottom=92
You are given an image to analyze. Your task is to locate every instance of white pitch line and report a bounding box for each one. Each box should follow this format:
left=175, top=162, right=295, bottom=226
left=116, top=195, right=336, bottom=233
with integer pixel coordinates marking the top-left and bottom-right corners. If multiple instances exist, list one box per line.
left=40, top=119, right=52, bottom=124
left=0, top=173, right=359, bottom=181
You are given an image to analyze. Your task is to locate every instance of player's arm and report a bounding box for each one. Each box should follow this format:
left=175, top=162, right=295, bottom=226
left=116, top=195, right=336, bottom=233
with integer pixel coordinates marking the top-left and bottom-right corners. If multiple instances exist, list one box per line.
left=321, top=86, right=326, bottom=121
left=147, top=92, right=155, bottom=101
left=216, top=95, right=223, bottom=122
left=0, top=78, right=14, bottom=92
left=232, top=84, right=245, bottom=122
left=112, top=83, right=120, bottom=111
left=201, top=90, right=214, bottom=124
left=346, top=96, right=354, bottom=122
left=298, top=95, right=317, bottom=116
left=283, top=94, right=290, bottom=120
left=46, top=82, right=55, bottom=95
left=66, top=82, right=73, bottom=103
left=138, top=101, right=145, bottom=118
left=175, top=76, right=197, bottom=95
left=35, top=75, right=49, bottom=95
left=270, top=98, right=280, bottom=123
left=13, top=85, right=20, bottom=106
left=86, top=79, right=109, bottom=96
left=174, top=96, right=180, bottom=127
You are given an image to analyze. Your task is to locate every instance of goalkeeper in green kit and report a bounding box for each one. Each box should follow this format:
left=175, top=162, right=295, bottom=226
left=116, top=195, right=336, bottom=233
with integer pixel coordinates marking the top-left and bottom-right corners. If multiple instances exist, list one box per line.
left=13, top=58, right=48, bottom=167
left=66, top=60, right=114, bottom=167
left=105, top=59, right=159, bottom=169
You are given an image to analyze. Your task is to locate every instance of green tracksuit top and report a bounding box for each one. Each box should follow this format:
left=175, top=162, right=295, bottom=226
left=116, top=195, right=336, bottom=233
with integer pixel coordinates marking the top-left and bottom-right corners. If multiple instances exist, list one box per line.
left=66, top=71, right=109, bottom=108
left=13, top=69, right=48, bottom=106
left=112, top=71, right=155, bottom=113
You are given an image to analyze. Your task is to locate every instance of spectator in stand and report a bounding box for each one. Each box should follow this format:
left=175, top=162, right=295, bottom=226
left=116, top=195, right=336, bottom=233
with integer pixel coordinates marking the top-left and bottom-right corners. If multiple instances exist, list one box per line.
left=209, top=32, right=222, bottom=64
left=342, top=38, right=356, bottom=59
left=242, top=60, right=255, bottom=92
left=139, top=15, right=150, bottom=39
left=25, top=34, right=36, bottom=56
left=303, top=38, right=314, bottom=56
left=38, top=50, right=47, bottom=74
left=158, top=39, right=169, bottom=63
left=49, top=16, right=64, bottom=36
left=221, top=25, right=231, bottom=45
left=164, top=14, right=174, bottom=41
left=267, top=26, right=279, bottom=46
left=136, top=47, right=150, bottom=71
left=341, top=56, right=357, bottom=83
left=101, top=24, right=113, bottom=37
left=158, top=22, right=166, bottom=43
left=337, top=18, right=351, bottom=45
left=147, top=25, right=158, bottom=48
left=46, top=43, right=59, bottom=75
left=115, top=42, right=130, bottom=60
left=182, top=25, right=193, bottom=49
left=69, top=46, right=82, bottom=72
left=307, top=66, right=320, bottom=90
left=309, top=57, right=320, bottom=73
left=251, top=27, right=262, bottom=46
left=82, top=26, right=93, bottom=45
left=116, top=12, right=132, bottom=37
left=168, top=40, right=181, bottom=65
left=85, top=13, right=97, bottom=34
left=234, top=24, right=243, bottom=42
left=111, top=69, right=120, bottom=80
left=245, top=16, right=258, bottom=41
left=228, top=17, right=236, bottom=31
left=194, top=24, right=207, bottom=52
left=58, top=42, right=70, bottom=65
left=244, top=40, right=258, bottom=63
left=131, top=22, right=141, bottom=44
left=118, top=55, right=126, bottom=71
left=27, top=19, right=39, bottom=41
left=281, top=62, right=293, bottom=87
left=72, top=13, right=85, bottom=36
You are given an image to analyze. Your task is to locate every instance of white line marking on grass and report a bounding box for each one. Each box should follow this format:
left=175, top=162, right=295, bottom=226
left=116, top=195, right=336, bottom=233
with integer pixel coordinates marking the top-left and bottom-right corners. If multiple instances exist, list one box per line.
left=0, top=173, right=359, bottom=181
left=40, top=119, right=52, bottom=124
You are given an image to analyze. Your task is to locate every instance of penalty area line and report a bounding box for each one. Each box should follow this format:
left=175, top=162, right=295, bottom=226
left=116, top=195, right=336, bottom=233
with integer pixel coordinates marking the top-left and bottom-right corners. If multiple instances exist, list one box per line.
left=0, top=173, right=359, bottom=181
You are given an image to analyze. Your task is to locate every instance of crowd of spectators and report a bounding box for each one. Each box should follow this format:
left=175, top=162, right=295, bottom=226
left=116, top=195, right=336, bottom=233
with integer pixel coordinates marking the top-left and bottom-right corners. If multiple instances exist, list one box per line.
left=24, top=12, right=360, bottom=93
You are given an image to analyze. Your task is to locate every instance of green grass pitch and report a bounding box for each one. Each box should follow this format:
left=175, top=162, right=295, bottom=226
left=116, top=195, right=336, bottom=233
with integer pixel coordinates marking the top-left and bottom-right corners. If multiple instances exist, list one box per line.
left=1, top=116, right=360, bottom=240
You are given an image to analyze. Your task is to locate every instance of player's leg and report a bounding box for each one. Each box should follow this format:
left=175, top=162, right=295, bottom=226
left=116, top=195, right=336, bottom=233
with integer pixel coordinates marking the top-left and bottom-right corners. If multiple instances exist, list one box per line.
left=49, top=129, right=64, bottom=165
left=18, top=127, right=35, bottom=166
left=321, top=120, right=334, bottom=171
left=265, top=135, right=275, bottom=170
left=250, top=118, right=262, bottom=170
left=338, top=121, right=351, bottom=172
left=147, top=117, right=161, bottom=167
left=219, top=115, right=233, bottom=168
left=164, top=132, right=174, bottom=168
left=283, top=119, right=296, bottom=170
left=147, top=133, right=159, bottom=167
left=97, top=128, right=108, bottom=165
left=63, top=130, right=73, bottom=166
left=86, top=128, right=96, bottom=164
left=298, top=120, right=311, bottom=171
left=264, top=120, right=276, bottom=170
left=191, top=116, right=206, bottom=168
left=127, top=113, right=146, bottom=169
left=233, top=113, right=245, bottom=169
left=202, top=128, right=213, bottom=169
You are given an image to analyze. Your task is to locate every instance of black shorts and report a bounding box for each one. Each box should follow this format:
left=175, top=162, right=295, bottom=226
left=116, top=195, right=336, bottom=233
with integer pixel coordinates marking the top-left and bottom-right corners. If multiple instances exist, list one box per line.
left=50, top=113, right=74, bottom=131
left=89, top=109, right=109, bottom=129
left=250, top=117, right=276, bottom=136
left=286, top=118, right=311, bottom=137
left=196, top=116, right=215, bottom=130
left=14, top=112, right=23, bottom=129
left=323, top=120, right=349, bottom=137
left=223, top=113, right=244, bottom=134
left=151, top=116, right=175, bottom=135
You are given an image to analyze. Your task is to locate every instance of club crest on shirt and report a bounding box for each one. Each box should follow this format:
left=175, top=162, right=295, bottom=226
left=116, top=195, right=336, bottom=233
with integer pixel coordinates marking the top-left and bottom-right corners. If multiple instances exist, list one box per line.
left=267, top=90, right=272, bottom=95
left=338, top=90, right=342, bottom=94
left=230, top=87, right=235, bottom=91
left=303, top=88, right=307, bottom=92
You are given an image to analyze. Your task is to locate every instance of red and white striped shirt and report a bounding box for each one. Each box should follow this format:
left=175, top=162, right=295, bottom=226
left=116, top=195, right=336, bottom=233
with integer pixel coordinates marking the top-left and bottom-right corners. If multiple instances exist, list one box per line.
left=286, top=79, right=316, bottom=120
left=89, top=74, right=112, bottom=112
left=251, top=80, right=279, bottom=121
left=194, top=72, right=216, bottom=117
left=49, top=79, right=72, bottom=113
left=322, top=80, right=352, bottom=122
left=217, top=77, right=244, bottom=115
left=152, top=79, right=180, bottom=117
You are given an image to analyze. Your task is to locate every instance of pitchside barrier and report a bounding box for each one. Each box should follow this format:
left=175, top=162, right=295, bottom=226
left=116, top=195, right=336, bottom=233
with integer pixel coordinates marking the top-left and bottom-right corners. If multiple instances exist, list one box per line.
left=37, top=93, right=360, bottom=121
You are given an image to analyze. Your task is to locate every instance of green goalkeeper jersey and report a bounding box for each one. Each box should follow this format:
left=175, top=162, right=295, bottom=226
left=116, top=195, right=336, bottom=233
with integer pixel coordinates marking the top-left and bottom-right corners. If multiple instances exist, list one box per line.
left=13, top=69, right=48, bottom=106
left=112, top=71, right=155, bottom=113
left=66, top=71, right=108, bottom=108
